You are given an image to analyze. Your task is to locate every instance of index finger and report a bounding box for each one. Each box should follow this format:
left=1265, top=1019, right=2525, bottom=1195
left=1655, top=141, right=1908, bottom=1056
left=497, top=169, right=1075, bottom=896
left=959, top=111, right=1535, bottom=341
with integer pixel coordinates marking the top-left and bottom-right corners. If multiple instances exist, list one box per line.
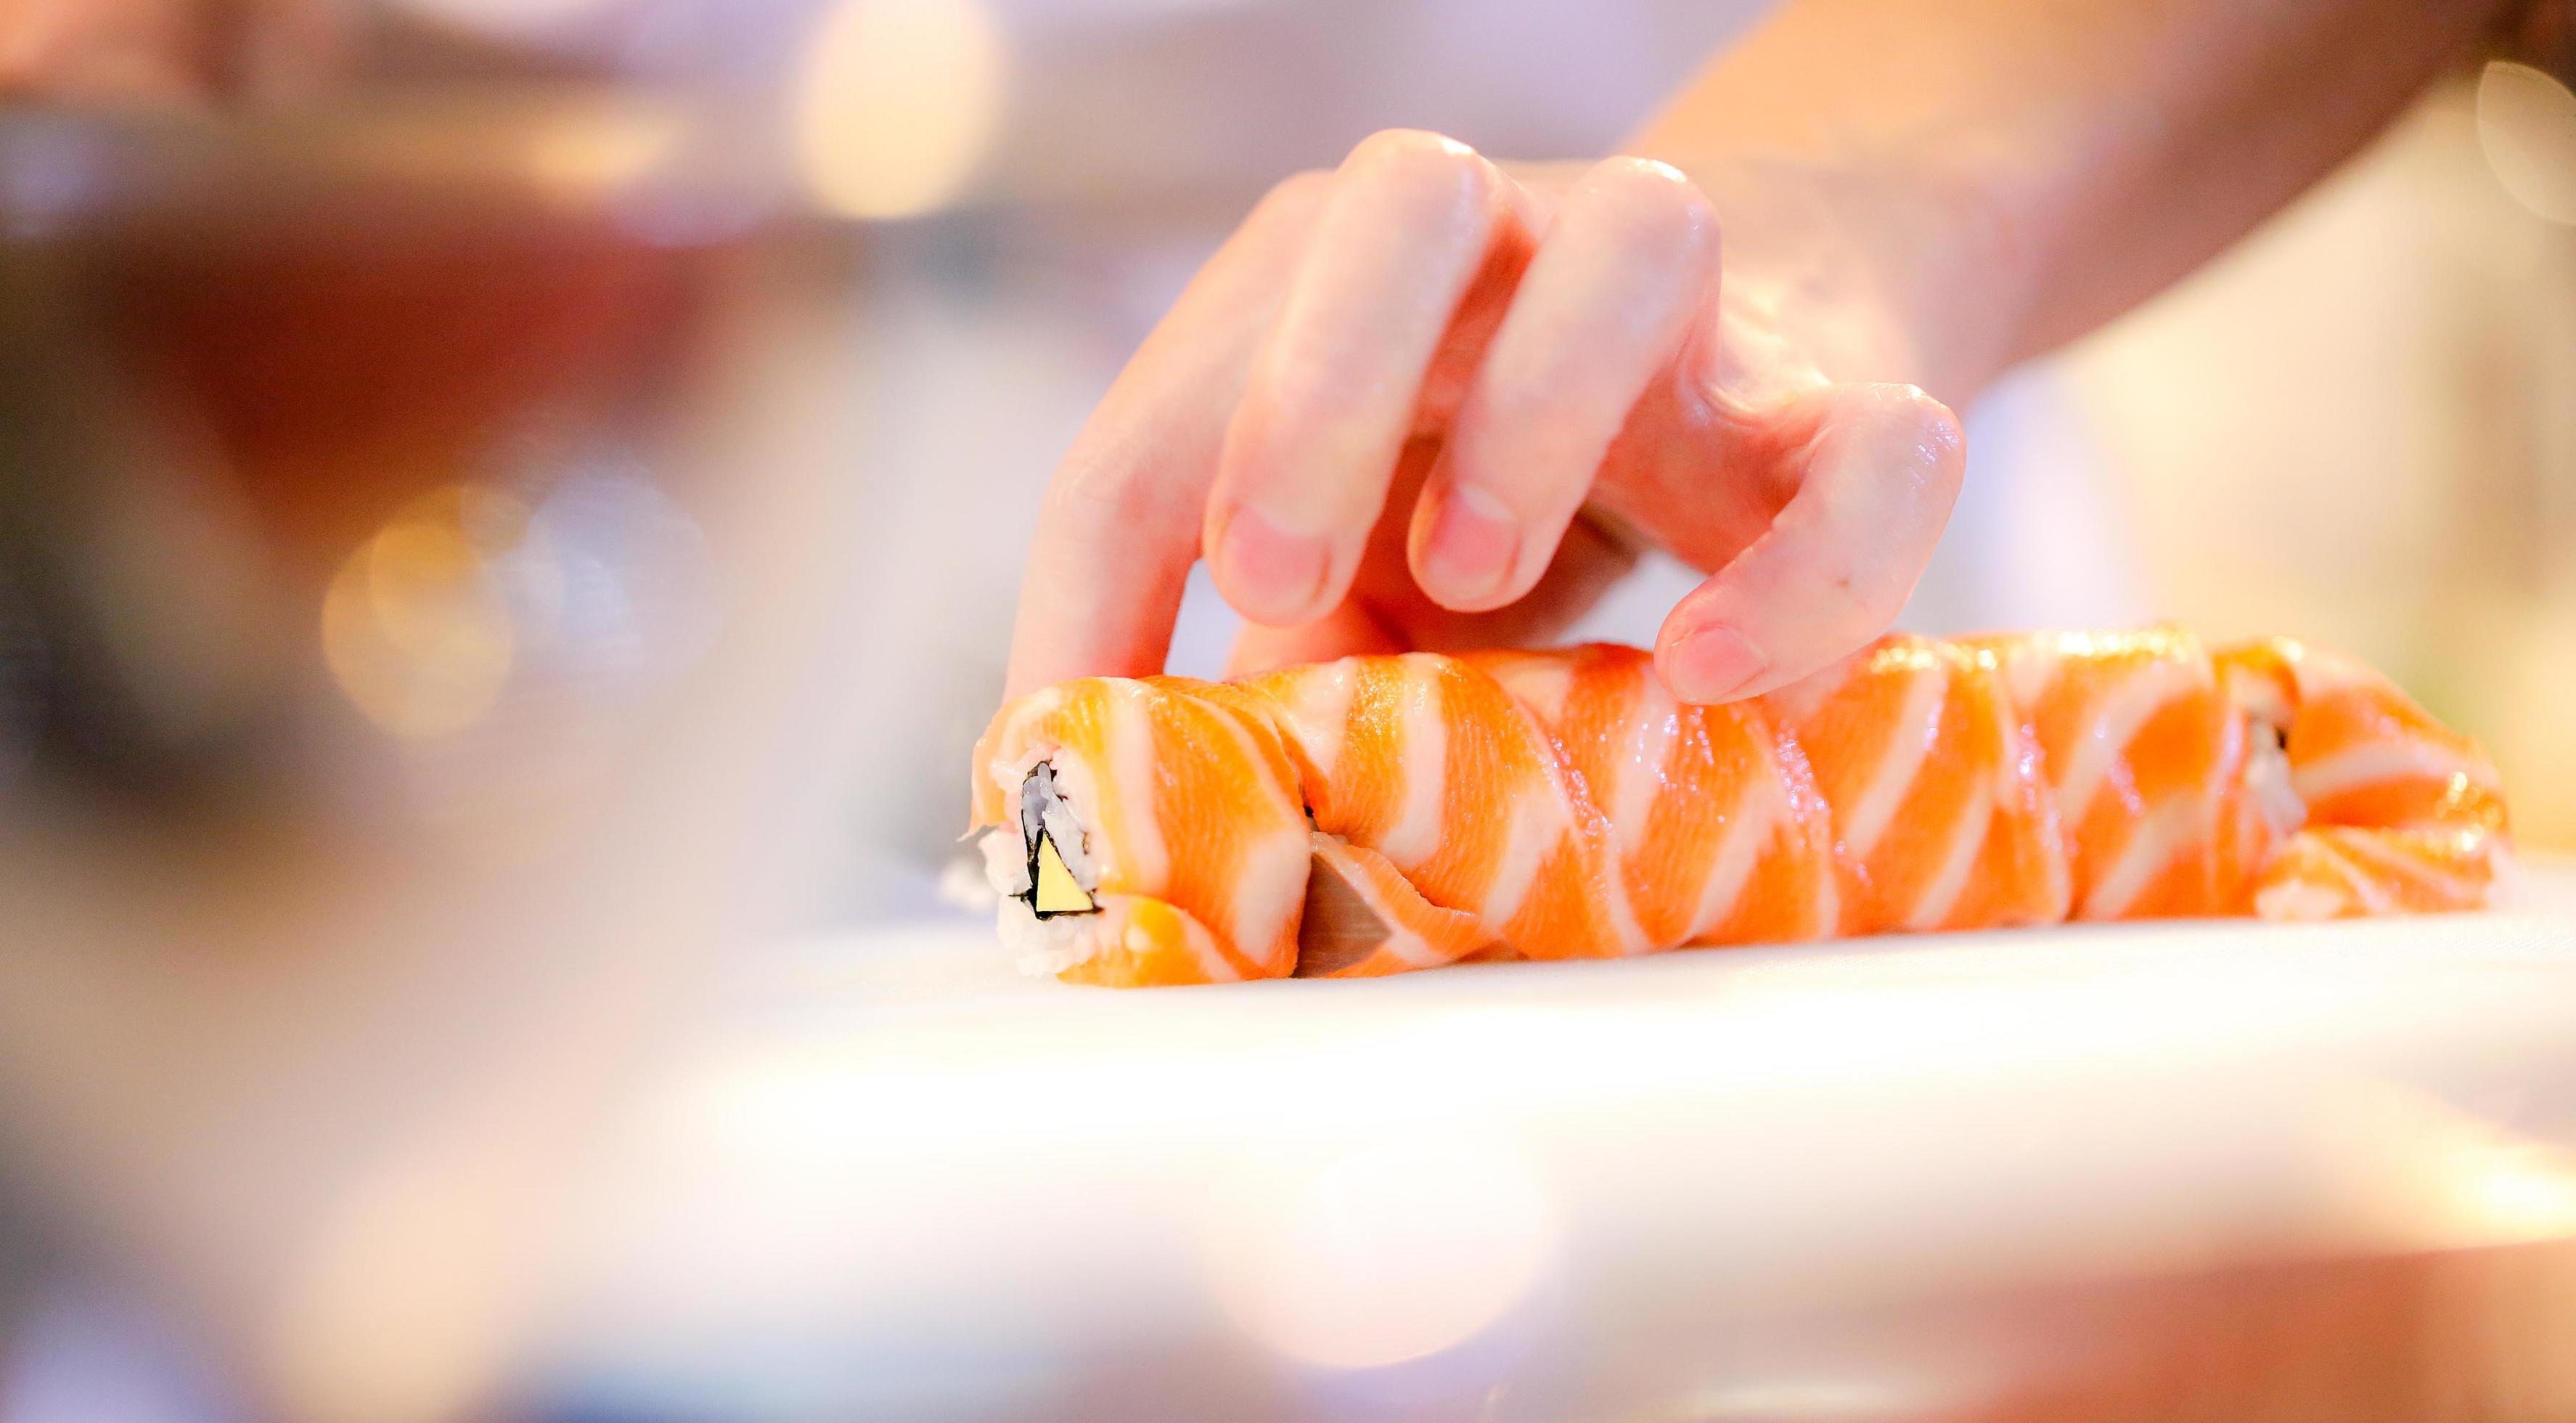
left=1004, top=174, right=1328, bottom=699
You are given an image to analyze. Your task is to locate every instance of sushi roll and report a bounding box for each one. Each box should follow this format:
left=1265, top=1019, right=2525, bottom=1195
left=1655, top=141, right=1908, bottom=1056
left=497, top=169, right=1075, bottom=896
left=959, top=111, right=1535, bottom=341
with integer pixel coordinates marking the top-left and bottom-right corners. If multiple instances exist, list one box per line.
left=968, top=628, right=2514, bottom=987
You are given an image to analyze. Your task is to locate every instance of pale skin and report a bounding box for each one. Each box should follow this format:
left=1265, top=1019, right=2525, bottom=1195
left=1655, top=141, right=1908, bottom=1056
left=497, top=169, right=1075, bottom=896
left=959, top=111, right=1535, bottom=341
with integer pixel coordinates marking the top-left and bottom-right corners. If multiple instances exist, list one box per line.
left=1005, top=0, right=2517, bottom=705
left=1, top=0, right=2517, bottom=701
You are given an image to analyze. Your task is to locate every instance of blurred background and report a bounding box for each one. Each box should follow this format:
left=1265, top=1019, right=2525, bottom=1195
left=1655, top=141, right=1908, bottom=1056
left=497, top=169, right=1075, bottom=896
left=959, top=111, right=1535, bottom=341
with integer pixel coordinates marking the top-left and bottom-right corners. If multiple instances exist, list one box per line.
left=1, top=0, right=2572, bottom=1419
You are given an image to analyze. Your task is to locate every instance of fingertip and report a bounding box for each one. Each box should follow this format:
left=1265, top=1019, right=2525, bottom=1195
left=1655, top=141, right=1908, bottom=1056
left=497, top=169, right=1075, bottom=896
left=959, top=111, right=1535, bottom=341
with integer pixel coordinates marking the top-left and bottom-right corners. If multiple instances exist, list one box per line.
left=1408, top=478, right=1525, bottom=612
left=1653, top=616, right=1772, bottom=704
left=1839, top=382, right=1968, bottom=500
left=1574, top=155, right=1722, bottom=272
left=1206, top=500, right=1336, bottom=627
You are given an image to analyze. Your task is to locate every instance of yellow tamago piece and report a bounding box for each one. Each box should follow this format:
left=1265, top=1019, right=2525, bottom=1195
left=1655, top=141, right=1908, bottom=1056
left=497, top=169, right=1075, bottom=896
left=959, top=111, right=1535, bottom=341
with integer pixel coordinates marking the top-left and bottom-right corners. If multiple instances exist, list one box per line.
left=1032, top=831, right=1096, bottom=915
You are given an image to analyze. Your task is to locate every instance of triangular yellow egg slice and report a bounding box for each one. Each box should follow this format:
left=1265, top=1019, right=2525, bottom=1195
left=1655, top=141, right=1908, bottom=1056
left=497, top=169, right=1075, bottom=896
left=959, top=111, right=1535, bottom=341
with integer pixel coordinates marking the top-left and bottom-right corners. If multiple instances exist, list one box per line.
left=1031, top=830, right=1096, bottom=915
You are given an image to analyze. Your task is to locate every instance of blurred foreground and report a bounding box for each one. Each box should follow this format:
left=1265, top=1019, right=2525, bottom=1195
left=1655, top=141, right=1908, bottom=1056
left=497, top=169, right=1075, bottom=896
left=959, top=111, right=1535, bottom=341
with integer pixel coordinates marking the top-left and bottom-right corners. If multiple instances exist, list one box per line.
left=1, top=1, right=2574, bottom=1419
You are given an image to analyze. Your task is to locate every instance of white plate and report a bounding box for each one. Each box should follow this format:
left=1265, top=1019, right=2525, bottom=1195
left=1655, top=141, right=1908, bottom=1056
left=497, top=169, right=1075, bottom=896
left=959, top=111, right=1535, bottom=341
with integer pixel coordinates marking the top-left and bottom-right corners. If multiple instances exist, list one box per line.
left=535, top=863, right=2576, bottom=1421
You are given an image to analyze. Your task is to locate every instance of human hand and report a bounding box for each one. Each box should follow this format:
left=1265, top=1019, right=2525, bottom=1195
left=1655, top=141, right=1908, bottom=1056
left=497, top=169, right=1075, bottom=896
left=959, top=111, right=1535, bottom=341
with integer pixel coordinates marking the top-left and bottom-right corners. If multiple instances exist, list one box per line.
left=1005, top=129, right=1971, bottom=704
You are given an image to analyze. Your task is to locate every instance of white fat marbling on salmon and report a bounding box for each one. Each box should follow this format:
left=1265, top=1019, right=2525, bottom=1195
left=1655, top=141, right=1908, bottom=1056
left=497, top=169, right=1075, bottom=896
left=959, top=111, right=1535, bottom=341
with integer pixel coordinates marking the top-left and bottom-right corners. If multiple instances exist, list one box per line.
left=2334, top=829, right=2478, bottom=902
left=2242, top=719, right=2306, bottom=836
left=2079, top=794, right=2201, bottom=919
left=1107, top=685, right=1169, bottom=888
left=1207, top=695, right=1301, bottom=822
left=1682, top=776, right=1773, bottom=940
left=1906, top=780, right=1992, bottom=931
left=1764, top=650, right=1856, bottom=730
left=990, top=685, right=1064, bottom=755
left=1150, top=908, right=1240, bottom=982
left=2056, top=656, right=2200, bottom=826
left=2002, top=706, right=2074, bottom=922
left=2292, top=738, right=2485, bottom=802
left=1201, top=706, right=1310, bottom=963
left=1375, top=658, right=1451, bottom=870
left=2313, top=836, right=2396, bottom=915
left=2222, top=656, right=2296, bottom=729
left=1230, top=827, right=1309, bottom=967
left=2287, top=646, right=2381, bottom=697
left=1998, top=637, right=2058, bottom=714
left=2254, top=870, right=2351, bottom=921
left=1837, top=661, right=1948, bottom=860
left=1509, top=659, right=1576, bottom=726
left=1282, top=661, right=1359, bottom=783
left=1373, top=923, right=1447, bottom=969
left=1478, top=793, right=1560, bottom=931
left=1600, top=839, right=1653, bottom=955
left=1609, top=674, right=1675, bottom=852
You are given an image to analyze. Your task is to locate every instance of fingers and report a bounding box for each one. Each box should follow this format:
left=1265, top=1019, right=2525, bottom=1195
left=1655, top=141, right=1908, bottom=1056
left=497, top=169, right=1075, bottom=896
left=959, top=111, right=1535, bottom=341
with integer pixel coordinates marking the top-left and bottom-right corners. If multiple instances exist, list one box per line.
left=1410, top=158, right=1717, bottom=612
left=1653, top=383, right=1966, bottom=704
left=1005, top=173, right=1330, bottom=699
left=1205, top=130, right=1517, bottom=628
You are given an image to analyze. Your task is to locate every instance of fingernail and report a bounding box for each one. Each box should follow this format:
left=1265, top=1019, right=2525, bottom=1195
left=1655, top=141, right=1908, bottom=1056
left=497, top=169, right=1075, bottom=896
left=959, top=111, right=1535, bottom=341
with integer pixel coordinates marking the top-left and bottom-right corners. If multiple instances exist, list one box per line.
left=1215, top=502, right=1330, bottom=624
left=1665, top=623, right=1767, bottom=702
left=1420, top=482, right=1521, bottom=606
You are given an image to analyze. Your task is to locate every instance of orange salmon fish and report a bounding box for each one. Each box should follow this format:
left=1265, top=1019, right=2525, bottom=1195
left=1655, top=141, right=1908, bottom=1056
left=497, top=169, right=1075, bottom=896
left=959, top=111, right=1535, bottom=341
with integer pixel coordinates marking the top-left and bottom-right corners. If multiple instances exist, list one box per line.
left=968, top=629, right=2512, bottom=987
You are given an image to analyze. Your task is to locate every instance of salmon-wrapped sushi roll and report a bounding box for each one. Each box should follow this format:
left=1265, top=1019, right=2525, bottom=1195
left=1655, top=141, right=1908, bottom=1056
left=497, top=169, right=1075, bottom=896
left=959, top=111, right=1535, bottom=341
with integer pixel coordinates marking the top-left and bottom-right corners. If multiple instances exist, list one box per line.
left=968, top=628, right=2514, bottom=987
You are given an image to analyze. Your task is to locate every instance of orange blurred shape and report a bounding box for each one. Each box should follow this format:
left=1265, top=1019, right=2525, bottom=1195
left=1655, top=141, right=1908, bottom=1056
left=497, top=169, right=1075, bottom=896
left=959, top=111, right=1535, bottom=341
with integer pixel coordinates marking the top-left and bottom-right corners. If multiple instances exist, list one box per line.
left=322, top=486, right=528, bottom=739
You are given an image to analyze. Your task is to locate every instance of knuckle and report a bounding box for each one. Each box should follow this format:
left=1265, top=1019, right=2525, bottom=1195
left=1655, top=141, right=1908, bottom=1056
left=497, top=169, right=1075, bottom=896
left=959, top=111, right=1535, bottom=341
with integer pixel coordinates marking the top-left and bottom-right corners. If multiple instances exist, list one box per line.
left=1341, top=128, right=1488, bottom=212
left=1853, top=383, right=1968, bottom=497
left=1579, top=156, right=1717, bottom=259
left=1251, top=168, right=1333, bottom=224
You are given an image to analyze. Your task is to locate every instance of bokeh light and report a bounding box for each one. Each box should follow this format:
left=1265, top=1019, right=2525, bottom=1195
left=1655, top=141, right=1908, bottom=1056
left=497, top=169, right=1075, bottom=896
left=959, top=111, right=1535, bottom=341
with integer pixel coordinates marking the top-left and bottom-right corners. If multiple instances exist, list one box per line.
left=792, top=0, right=1007, bottom=220
left=1200, top=1130, right=1553, bottom=1370
left=266, top=1135, right=531, bottom=1423
left=2476, top=60, right=2576, bottom=226
left=322, top=486, right=531, bottom=741
left=383, top=0, right=624, bottom=41
left=2323, top=1080, right=2576, bottom=1254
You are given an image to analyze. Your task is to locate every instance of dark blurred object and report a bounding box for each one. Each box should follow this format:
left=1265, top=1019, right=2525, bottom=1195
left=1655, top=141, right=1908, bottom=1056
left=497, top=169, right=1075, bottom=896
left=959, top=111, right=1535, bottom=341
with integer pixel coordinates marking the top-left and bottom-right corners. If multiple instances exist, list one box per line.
left=0, top=91, right=783, bottom=805
left=2497, top=0, right=2576, bottom=86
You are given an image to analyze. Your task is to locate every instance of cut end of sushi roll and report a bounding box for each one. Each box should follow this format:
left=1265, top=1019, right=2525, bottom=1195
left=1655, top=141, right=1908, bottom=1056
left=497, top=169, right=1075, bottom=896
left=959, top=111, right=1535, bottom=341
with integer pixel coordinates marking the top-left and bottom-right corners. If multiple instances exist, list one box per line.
left=1293, top=852, right=1394, bottom=976
left=1293, top=833, right=1496, bottom=977
left=1031, top=830, right=1095, bottom=916
left=984, top=761, right=1111, bottom=974
left=1010, top=761, right=1101, bottom=916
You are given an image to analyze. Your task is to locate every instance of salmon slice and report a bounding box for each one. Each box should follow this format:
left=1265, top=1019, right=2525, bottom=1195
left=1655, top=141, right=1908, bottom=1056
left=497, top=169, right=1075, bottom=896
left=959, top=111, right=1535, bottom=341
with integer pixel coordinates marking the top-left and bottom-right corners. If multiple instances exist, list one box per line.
left=1762, top=635, right=2069, bottom=935
left=970, top=629, right=2511, bottom=986
left=1296, top=834, right=1496, bottom=977
left=2252, top=826, right=2508, bottom=920
left=1249, top=653, right=1636, bottom=959
left=2219, top=637, right=2511, bottom=919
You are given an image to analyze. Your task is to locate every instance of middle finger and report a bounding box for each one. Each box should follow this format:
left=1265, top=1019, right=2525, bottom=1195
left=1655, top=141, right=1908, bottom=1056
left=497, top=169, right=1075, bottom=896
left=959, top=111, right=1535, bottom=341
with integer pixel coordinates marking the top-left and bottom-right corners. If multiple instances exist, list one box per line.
left=1204, top=129, right=1522, bottom=627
